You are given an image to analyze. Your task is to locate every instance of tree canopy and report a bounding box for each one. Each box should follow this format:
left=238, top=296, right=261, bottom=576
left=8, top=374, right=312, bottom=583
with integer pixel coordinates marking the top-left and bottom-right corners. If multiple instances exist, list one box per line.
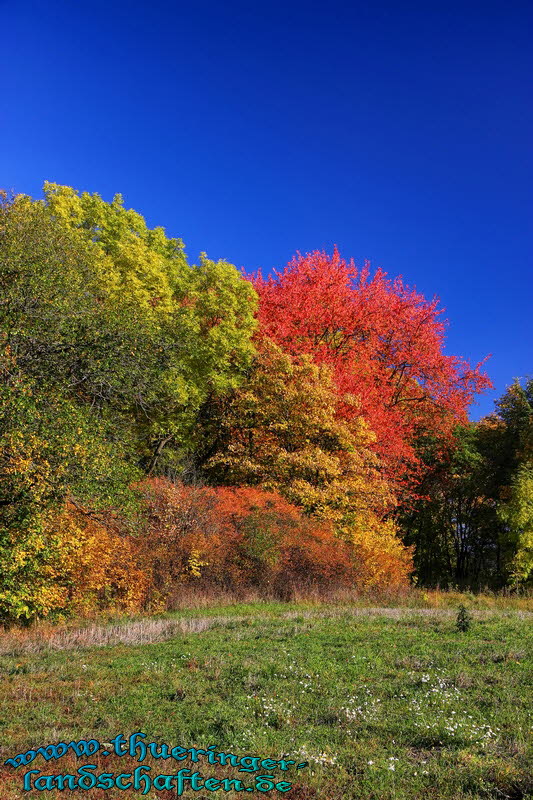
left=0, top=182, right=527, bottom=622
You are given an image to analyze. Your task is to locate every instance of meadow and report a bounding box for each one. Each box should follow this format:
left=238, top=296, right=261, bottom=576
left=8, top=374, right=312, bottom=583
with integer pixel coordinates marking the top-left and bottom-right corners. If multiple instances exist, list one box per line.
left=1, top=598, right=532, bottom=799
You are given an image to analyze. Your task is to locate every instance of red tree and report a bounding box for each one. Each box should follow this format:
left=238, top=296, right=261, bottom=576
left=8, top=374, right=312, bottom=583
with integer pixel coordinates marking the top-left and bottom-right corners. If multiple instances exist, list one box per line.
left=252, top=248, right=491, bottom=490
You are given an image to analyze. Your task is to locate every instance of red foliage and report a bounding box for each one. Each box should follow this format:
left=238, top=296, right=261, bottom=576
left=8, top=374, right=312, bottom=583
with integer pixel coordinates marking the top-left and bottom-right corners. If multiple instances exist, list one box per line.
left=252, top=248, right=491, bottom=487
left=214, top=486, right=355, bottom=592
left=137, top=479, right=356, bottom=600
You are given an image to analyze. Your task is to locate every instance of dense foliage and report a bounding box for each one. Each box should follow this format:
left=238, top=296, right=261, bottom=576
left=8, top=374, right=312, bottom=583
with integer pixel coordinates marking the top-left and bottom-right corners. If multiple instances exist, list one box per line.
left=403, top=379, right=533, bottom=588
left=253, top=248, right=491, bottom=491
left=0, top=183, right=528, bottom=622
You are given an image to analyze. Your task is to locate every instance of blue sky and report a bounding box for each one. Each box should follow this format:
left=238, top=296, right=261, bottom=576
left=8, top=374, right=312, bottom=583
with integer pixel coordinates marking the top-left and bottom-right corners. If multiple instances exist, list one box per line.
left=2, top=0, right=531, bottom=419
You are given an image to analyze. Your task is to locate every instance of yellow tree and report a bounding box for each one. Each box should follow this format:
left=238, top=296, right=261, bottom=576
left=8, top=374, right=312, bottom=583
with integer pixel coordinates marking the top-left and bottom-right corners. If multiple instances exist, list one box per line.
left=195, top=339, right=413, bottom=587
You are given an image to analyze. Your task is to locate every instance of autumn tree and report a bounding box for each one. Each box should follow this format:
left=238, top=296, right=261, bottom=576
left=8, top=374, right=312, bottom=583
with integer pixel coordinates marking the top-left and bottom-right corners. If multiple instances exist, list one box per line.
left=0, top=184, right=258, bottom=479
left=0, top=195, right=141, bottom=619
left=41, top=182, right=258, bottom=471
left=193, top=339, right=413, bottom=586
left=0, top=185, right=258, bottom=620
left=253, top=248, right=491, bottom=493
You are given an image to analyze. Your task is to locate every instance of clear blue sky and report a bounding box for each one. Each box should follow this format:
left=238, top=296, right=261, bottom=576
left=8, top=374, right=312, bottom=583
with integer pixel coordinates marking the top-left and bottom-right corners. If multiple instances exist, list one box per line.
left=2, top=0, right=531, bottom=419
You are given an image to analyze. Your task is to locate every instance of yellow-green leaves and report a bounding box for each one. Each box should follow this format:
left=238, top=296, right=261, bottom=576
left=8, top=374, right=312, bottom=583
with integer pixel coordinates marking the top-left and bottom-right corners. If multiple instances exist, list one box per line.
left=499, top=467, right=533, bottom=583
left=0, top=184, right=259, bottom=620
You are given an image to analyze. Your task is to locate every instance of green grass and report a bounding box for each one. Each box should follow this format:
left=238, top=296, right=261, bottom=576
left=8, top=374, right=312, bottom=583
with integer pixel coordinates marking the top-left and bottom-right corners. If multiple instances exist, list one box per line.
left=1, top=606, right=532, bottom=799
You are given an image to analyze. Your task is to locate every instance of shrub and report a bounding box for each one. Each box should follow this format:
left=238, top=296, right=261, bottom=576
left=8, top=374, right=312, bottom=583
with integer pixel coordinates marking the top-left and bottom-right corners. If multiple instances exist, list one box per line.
left=136, top=479, right=355, bottom=602
left=456, top=604, right=473, bottom=632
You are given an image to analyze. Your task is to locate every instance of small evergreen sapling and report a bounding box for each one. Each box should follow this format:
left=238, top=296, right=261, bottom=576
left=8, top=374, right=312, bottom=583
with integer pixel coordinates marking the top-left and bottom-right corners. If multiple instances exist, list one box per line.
left=456, top=604, right=473, bottom=632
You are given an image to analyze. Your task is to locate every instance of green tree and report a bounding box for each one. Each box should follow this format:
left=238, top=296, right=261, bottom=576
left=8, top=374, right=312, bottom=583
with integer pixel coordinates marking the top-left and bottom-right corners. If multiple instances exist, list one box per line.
left=401, top=379, right=533, bottom=589
left=41, top=183, right=258, bottom=471
left=499, top=466, right=533, bottom=583
left=496, top=378, right=533, bottom=583
left=0, top=185, right=258, bottom=619
left=401, top=424, right=504, bottom=589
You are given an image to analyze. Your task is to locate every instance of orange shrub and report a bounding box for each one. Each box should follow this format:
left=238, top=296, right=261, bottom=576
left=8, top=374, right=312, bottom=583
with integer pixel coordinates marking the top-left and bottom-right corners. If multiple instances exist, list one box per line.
left=136, top=479, right=356, bottom=601
left=25, top=480, right=412, bottom=620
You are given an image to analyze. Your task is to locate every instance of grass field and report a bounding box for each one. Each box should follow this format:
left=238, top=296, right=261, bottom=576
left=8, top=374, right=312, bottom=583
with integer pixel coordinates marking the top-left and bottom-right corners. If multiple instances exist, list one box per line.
left=1, top=602, right=532, bottom=799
